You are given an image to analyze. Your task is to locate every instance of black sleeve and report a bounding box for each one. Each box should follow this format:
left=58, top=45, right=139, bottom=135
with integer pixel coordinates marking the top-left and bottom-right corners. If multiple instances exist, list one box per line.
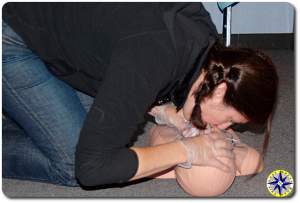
left=75, top=31, right=175, bottom=186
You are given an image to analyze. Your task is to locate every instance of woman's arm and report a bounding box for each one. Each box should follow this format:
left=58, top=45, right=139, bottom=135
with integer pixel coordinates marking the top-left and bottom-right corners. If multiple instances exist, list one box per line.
left=75, top=34, right=223, bottom=186
left=75, top=34, right=178, bottom=186
left=130, top=126, right=235, bottom=181
left=130, top=140, right=188, bottom=180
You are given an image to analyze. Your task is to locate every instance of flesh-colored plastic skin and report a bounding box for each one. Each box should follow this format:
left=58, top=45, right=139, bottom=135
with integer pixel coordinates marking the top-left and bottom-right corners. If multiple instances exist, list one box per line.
left=148, top=125, right=263, bottom=197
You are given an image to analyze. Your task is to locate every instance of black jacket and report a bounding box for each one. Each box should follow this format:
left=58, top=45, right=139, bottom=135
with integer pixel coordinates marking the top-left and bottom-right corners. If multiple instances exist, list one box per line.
left=3, top=2, right=218, bottom=186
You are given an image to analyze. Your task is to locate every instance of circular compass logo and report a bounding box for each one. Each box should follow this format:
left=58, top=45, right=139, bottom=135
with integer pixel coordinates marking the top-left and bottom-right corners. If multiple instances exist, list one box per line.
left=266, top=169, right=294, bottom=197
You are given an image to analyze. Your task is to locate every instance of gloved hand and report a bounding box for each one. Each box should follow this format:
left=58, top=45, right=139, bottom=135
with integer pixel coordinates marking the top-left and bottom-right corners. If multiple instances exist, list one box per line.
left=148, top=103, right=189, bottom=131
left=178, top=127, right=236, bottom=173
left=224, top=128, right=249, bottom=174
left=221, top=128, right=241, bottom=144
left=181, top=123, right=212, bottom=138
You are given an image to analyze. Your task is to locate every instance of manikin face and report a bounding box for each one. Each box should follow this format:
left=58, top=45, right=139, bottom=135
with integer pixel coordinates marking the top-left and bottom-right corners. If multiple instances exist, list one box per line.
left=181, top=72, right=248, bottom=130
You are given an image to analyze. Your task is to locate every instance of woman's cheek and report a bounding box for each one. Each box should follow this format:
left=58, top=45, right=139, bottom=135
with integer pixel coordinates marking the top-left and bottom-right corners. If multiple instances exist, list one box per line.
left=201, top=112, right=216, bottom=125
left=202, top=112, right=225, bottom=126
left=183, top=101, right=195, bottom=120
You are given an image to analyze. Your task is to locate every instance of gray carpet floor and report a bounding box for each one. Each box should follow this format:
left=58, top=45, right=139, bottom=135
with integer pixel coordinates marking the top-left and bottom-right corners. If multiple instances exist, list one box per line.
left=2, top=49, right=295, bottom=198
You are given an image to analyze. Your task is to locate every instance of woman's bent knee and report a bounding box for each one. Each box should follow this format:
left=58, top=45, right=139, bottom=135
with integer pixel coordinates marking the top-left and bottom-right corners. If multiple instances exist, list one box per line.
left=51, top=161, right=78, bottom=186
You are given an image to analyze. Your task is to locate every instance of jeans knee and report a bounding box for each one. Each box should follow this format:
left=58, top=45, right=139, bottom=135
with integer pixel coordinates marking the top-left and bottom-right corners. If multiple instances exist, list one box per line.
left=51, top=161, right=78, bottom=186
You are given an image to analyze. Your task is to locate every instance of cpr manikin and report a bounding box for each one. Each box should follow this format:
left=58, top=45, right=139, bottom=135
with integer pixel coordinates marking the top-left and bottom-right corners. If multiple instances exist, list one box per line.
left=148, top=103, right=263, bottom=197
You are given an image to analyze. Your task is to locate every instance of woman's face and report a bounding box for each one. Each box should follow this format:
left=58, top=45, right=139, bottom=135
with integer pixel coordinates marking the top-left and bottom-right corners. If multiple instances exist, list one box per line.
left=199, top=97, right=248, bottom=129
left=181, top=73, right=248, bottom=129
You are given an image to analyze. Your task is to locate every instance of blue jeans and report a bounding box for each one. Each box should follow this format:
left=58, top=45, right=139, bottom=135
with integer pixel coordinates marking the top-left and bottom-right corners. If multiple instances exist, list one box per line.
left=2, top=21, right=94, bottom=186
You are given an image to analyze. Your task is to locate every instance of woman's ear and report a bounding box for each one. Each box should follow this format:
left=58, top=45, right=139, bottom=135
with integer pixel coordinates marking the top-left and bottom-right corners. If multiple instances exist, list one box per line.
left=211, top=82, right=227, bottom=104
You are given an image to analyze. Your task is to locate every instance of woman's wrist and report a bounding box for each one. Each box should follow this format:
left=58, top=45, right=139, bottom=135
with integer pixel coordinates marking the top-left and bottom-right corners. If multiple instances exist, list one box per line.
left=173, top=139, right=189, bottom=165
left=177, top=138, right=194, bottom=168
left=130, top=139, right=190, bottom=180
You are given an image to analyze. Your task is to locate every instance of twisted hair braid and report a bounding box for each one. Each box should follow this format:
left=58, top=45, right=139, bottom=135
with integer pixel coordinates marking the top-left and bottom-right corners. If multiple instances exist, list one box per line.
left=190, top=62, right=242, bottom=129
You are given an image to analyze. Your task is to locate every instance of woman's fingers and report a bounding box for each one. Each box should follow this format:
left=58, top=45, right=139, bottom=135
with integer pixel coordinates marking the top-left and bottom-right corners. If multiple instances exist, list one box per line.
left=209, top=130, right=225, bottom=140
left=182, top=127, right=200, bottom=138
left=148, top=111, right=155, bottom=116
left=148, top=107, right=159, bottom=116
left=211, top=158, right=235, bottom=173
left=214, top=138, right=233, bottom=150
left=226, top=128, right=240, bottom=141
left=215, top=148, right=234, bottom=160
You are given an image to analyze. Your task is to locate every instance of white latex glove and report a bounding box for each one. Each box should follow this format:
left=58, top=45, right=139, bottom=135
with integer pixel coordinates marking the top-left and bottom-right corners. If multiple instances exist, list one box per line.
left=178, top=127, right=236, bottom=173
left=148, top=103, right=189, bottom=131
left=223, top=128, right=249, bottom=174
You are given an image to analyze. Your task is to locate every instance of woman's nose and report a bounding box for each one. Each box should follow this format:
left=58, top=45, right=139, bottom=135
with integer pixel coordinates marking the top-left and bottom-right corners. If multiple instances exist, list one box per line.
left=216, top=121, right=233, bottom=130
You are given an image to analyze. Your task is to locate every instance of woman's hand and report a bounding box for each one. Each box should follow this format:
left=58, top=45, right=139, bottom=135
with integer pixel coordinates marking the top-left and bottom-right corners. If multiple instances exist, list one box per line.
left=178, top=127, right=236, bottom=173
left=148, top=103, right=189, bottom=131
left=149, top=103, right=209, bottom=138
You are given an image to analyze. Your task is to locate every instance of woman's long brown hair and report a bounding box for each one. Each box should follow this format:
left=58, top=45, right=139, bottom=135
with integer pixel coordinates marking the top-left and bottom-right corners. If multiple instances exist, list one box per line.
left=190, top=45, right=278, bottom=173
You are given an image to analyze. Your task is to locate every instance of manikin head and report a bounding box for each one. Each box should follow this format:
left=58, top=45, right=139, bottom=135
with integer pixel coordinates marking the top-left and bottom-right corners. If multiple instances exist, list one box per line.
left=182, top=46, right=278, bottom=154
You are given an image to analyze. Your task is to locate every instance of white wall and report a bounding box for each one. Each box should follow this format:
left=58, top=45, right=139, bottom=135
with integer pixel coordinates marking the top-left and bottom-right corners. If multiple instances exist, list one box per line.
left=203, top=2, right=295, bottom=34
